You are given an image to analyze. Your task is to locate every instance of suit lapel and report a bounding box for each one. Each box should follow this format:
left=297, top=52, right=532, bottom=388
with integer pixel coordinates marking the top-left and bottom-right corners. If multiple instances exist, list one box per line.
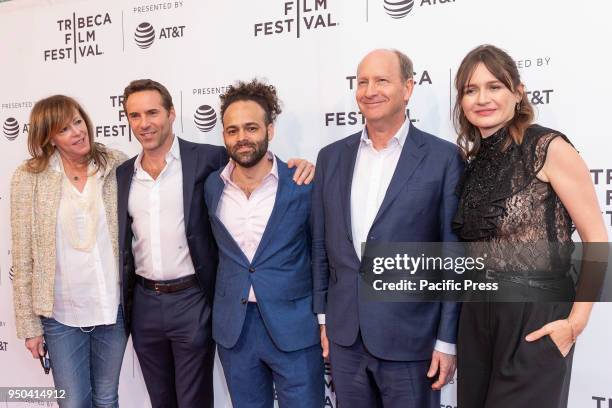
left=252, top=158, right=294, bottom=264
left=207, top=169, right=225, bottom=216
left=370, top=124, right=427, bottom=227
left=117, top=157, right=136, bottom=251
left=339, top=134, right=361, bottom=242
left=208, top=171, right=251, bottom=266
left=179, top=138, right=197, bottom=230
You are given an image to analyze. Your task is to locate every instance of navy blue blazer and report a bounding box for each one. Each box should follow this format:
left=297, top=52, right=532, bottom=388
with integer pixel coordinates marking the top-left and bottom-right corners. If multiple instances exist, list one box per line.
left=117, top=137, right=228, bottom=334
left=204, top=158, right=319, bottom=352
left=312, top=124, right=464, bottom=361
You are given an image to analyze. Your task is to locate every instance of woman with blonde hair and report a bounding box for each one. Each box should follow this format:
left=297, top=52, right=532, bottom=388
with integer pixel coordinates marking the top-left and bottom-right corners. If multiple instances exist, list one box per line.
left=452, top=45, right=607, bottom=408
left=11, top=95, right=127, bottom=407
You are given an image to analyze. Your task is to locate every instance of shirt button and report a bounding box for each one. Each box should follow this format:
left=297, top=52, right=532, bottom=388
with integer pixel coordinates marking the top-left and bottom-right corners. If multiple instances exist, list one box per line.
left=249, top=267, right=255, bottom=273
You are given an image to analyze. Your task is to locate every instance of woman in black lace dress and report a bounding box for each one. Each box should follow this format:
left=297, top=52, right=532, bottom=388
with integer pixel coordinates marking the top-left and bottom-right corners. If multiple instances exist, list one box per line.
left=452, top=45, right=607, bottom=408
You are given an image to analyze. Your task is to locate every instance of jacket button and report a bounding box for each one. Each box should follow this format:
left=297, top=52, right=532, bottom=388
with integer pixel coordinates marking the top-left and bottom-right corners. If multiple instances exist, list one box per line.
left=241, top=298, right=247, bottom=304
left=249, top=267, right=255, bottom=273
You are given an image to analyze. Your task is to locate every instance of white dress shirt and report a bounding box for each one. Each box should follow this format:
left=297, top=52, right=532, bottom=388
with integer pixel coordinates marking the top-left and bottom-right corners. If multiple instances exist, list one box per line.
left=128, top=135, right=196, bottom=281
left=350, top=119, right=410, bottom=259
left=322, top=118, right=456, bottom=355
left=216, top=152, right=278, bottom=302
left=51, top=153, right=120, bottom=327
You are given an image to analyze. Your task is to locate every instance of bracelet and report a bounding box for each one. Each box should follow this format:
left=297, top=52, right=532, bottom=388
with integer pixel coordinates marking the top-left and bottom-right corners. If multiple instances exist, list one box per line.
left=566, top=318, right=577, bottom=343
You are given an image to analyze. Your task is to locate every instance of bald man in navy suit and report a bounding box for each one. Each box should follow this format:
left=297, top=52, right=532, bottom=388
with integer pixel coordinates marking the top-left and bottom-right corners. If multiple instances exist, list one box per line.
left=312, top=49, right=463, bottom=408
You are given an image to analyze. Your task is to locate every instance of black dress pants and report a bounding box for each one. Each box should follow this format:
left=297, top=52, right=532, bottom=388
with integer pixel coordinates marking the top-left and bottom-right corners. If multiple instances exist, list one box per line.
left=132, top=282, right=215, bottom=408
left=457, top=302, right=574, bottom=408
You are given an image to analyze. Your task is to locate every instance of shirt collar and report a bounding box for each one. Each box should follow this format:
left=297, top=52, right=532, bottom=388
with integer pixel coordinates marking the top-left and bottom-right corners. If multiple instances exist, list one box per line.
left=361, top=116, right=410, bottom=148
left=49, top=150, right=101, bottom=179
left=220, top=150, right=278, bottom=186
left=133, top=134, right=180, bottom=174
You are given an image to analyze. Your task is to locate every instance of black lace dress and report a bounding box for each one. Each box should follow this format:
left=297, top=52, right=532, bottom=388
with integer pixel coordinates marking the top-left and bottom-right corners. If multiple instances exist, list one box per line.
left=454, top=124, right=573, bottom=243
left=453, top=125, right=575, bottom=408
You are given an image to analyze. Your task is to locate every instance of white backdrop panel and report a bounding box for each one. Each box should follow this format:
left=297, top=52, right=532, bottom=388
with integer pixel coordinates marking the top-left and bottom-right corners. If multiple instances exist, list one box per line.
left=1, top=1, right=611, bottom=407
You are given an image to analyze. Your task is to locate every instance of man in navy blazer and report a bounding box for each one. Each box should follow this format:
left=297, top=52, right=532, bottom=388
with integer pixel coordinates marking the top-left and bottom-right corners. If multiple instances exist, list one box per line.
left=312, top=49, right=463, bottom=407
left=204, top=80, right=324, bottom=408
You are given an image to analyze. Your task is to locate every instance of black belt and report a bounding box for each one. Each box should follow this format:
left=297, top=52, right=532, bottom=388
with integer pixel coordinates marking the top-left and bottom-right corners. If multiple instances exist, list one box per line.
left=136, top=275, right=199, bottom=293
left=480, top=269, right=569, bottom=291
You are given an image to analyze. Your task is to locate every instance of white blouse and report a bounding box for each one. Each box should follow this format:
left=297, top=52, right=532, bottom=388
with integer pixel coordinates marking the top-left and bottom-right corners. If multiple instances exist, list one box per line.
left=50, top=153, right=120, bottom=327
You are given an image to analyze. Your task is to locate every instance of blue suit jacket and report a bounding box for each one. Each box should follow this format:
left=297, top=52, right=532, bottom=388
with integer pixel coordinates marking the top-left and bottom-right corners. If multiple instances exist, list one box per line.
left=312, top=124, right=464, bottom=361
left=204, top=158, right=319, bottom=352
left=117, top=137, right=228, bottom=334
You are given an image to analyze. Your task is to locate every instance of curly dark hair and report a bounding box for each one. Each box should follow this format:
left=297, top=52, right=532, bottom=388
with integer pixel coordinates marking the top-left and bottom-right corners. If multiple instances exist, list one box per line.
left=219, top=79, right=282, bottom=125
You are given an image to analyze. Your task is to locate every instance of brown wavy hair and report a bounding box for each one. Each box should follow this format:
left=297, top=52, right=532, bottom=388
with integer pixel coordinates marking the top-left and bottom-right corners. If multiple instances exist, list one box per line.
left=25, top=95, right=107, bottom=173
left=453, top=44, right=534, bottom=160
left=122, top=79, right=174, bottom=112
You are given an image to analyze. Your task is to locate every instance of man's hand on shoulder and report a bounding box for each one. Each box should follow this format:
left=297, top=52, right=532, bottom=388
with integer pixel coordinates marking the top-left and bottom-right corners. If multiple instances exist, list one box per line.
left=287, top=158, right=315, bottom=185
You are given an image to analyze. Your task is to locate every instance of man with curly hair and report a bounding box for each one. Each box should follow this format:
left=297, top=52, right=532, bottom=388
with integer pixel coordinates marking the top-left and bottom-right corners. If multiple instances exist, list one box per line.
left=204, top=79, right=324, bottom=407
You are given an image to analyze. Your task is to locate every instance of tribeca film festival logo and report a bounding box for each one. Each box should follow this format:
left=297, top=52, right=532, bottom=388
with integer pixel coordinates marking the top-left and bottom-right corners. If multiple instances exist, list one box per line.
left=323, top=361, right=337, bottom=407
left=194, top=105, right=217, bottom=133
left=324, top=70, right=432, bottom=127
left=43, top=12, right=112, bottom=63
left=590, top=169, right=612, bottom=228
left=254, top=0, right=339, bottom=38
left=592, top=396, right=612, bottom=408
left=95, top=95, right=133, bottom=141
left=381, top=0, right=455, bottom=20
left=133, top=22, right=185, bottom=49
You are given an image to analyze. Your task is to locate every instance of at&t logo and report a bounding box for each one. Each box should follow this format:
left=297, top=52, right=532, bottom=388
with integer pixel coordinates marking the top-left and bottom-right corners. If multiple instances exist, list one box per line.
left=526, top=89, right=553, bottom=105
left=134, top=22, right=186, bottom=49
left=3, top=117, right=19, bottom=141
left=135, top=22, right=155, bottom=49
left=194, top=105, right=217, bottom=133
left=380, top=0, right=456, bottom=19
left=384, top=0, right=414, bottom=18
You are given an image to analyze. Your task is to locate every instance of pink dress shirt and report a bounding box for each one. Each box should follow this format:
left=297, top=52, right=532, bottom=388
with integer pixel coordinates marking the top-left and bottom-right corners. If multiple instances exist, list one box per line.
left=216, top=152, right=278, bottom=302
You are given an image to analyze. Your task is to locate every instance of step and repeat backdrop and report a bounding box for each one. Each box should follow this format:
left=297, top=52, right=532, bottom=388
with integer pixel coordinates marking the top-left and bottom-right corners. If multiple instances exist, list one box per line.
left=0, top=0, right=611, bottom=407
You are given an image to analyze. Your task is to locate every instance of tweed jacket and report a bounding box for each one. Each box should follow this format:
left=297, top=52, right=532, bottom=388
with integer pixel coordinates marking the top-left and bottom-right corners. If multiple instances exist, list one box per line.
left=10, top=148, right=127, bottom=339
